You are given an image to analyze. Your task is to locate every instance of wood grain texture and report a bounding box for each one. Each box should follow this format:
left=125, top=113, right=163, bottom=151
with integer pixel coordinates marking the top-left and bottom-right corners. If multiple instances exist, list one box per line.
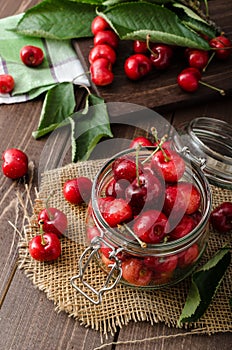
left=0, top=1, right=231, bottom=349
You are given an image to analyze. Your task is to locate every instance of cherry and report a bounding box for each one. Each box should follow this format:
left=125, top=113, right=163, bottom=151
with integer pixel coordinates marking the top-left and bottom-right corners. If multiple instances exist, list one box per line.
left=112, top=155, right=143, bottom=183
left=169, top=214, right=196, bottom=240
left=121, top=258, right=152, bottom=286
left=163, top=182, right=201, bottom=217
left=63, top=176, right=92, bottom=205
left=29, top=231, right=61, bottom=262
left=177, top=67, right=201, bottom=92
left=133, top=40, right=148, bottom=54
left=0, top=74, right=15, bottom=94
left=210, top=201, right=232, bottom=233
left=185, top=48, right=209, bottom=70
left=129, top=136, right=153, bottom=148
left=91, top=16, right=110, bottom=35
left=151, top=149, right=186, bottom=183
left=2, top=148, right=28, bottom=179
left=133, top=209, right=169, bottom=244
left=89, top=44, right=116, bottom=65
left=90, top=58, right=114, bottom=86
left=20, top=45, right=44, bottom=67
left=125, top=169, right=164, bottom=215
left=144, top=254, right=178, bottom=274
left=124, top=54, right=152, bottom=80
left=209, top=35, right=232, bottom=60
left=94, top=30, right=119, bottom=50
left=178, top=243, right=199, bottom=268
left=149, top=43, right=173, bottom=70
left=105, top=178, right=128, bottom=198
left=101, top=198, right=133, bottom=227
left=38, top=207, right=68, bottom=238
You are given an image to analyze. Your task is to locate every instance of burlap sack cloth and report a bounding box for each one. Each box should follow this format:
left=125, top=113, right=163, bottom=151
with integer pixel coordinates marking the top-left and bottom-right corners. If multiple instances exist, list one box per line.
left=18, top=159, right=232, bottom=338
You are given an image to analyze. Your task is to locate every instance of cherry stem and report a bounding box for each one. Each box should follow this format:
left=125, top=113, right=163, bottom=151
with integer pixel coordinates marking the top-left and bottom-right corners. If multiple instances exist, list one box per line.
left=146, top=34, right=157, bottom=57
left=121, top=223, right=147, bottom=248
left=141, top=132, right=169, bottom=164
left=199, top=80, right=225, bottom=96
left=72, top=71, right=90, bottom=84
left=79, top=83, right=91, bottom=96
left=38, top=220, right=46, bottom=246
left=151, top=127, right=170, bottom=161
left=202, top=51, right=215, bottom=72
left=135, top=144, right=141, bottom=187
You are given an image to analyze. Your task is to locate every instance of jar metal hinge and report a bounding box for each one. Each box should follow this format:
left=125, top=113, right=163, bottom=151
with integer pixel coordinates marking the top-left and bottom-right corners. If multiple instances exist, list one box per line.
left=70, top=236, right=122, bottom=304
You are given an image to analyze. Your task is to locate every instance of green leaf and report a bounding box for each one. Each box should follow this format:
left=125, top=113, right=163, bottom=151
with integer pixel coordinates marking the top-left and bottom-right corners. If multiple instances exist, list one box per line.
left=32, top=82, right=75, bottom=139
left=98, top=2, right=211, bottom=49
left=12, top=0, right=97, bottom=40
left=178, top=247, right=231, bottom=325
left=69, top=94, right=113, bottom=162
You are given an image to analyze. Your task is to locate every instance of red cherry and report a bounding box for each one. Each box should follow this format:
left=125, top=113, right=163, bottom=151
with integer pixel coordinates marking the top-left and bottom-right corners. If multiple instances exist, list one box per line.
left=185, top=48, right=209, bottom=70
left=91, top=16, right=110, bottom=35
left=63, top=176, right=92, bottom=205
left=90, top=58, right=114, bottom=86
left=20, top=45, right=44, bottom=67
left=177, top=67, right=201, bottom=92
left=105, top=178, right=128, bottom=198
left=112, top=155, right=143, bottom=183
left=210, top=202, right=232, bottom=233
left=101, top=198, right=133, bottom=227
left=94, top=30, right=119, bottom=50
left=144, top=254, right=178, bottom=273
left=150, top=43, right=173, bottom=70
left=89, top=44, right=116, bottom=65
left=124, top=54, right=152, bottom=80
left=2, top=148, right=28, bottom=179
left=209, top=35, right=232, bottom=60
left=29, top=232, right=61, bottom=261
left=125, top=169, right=164, bottom=216
left=151, top=149, right=186, bottom=183
left=133, top=40, right=148, bottom=54
left=129, top=136, right=153, bottom=148
left=169, top=214, right=196, bottom=240
left=0, top=74, right=15, bottom=94
left=178, top=243, right=199, bottom=268
left=133, top=209, right=169, bottom=244
left=38, top=208, right=68, bottom=238
left=121, top=258, right=152, bottom=286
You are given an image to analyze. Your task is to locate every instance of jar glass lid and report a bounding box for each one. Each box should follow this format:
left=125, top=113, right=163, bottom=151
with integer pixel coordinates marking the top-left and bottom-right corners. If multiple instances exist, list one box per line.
left=174, top=117, right=232, bottom=189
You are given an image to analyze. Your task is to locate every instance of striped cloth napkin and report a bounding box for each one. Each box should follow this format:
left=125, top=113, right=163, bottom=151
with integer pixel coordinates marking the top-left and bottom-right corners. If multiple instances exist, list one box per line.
left=0, top=14, right=89, bottom=104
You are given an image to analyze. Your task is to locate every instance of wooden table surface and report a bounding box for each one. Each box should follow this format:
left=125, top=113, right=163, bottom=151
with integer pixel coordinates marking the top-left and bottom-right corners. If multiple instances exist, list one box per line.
left=0, top=1, right=231, bottom=349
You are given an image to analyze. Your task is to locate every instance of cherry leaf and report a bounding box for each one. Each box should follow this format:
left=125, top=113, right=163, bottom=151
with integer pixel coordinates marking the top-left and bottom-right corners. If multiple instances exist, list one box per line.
left=178, top=247, right=231, bottom=325
left=32, top=82, right=75, bottom=139
left=98, top=2, right=211, bottom=49
left=12, top=0, right=97, bottom=40
left=69, top=93, right=113, bottom=162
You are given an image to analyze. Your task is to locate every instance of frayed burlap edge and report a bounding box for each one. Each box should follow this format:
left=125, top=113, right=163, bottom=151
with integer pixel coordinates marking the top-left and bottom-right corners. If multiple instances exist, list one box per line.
left=17, top=160, right=232, bottom=338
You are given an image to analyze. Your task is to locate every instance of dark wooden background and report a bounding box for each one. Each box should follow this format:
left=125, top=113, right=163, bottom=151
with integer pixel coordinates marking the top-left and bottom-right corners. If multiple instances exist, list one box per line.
left=0, top=1, right=231, bottom=349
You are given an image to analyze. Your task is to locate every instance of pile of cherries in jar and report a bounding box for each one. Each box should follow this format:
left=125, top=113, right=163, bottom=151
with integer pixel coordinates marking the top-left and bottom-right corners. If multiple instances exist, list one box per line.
left=88, top=16, right=232, bottom=95
left=86, top=137, right=207, bottom=287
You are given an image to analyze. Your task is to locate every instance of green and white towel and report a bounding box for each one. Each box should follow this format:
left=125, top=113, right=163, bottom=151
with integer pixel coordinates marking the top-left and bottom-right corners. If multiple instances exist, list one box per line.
left=0, top=14, right=89, bottom=104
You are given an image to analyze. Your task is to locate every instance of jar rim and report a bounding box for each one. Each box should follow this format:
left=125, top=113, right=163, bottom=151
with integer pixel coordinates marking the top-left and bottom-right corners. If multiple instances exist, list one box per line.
left=91, top=147, right=212, bottom=255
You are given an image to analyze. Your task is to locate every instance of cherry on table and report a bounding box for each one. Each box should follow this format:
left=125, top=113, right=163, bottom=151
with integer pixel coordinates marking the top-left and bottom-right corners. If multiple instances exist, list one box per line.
left=124, top=54, right=152, bottom=80
left=177, top=67, right=201, bottom=92
left=91, top=16, right=110, bottom=35
left=20, top=45, right=44, bottom=67
left=63, top=176, right=92, bottom=205
left=28, top=231, right=61, bottom=262
left=185, top=48, right=209, bottom=70
left=38, top=207, right=68, bottom=238
left=210, top=201, right=232, bottom=233
left=133, top=40, right=148, bottom=54
left=149, top=43, right=173, bottom=70
left=209, top=35, right=232, bottom=60
left=0, top=74, right=15, bottom=94
left=2, top=148, right=28, bottom=179
left=94, top=30, right=119, bottom=50
left=89, top=44, right=116, bottom=65
left=90, top=57, right=114, bottom=86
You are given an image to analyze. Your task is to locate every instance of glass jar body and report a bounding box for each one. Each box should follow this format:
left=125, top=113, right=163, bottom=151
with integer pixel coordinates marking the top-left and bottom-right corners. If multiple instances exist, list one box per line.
left=85, top=148, right=212, bottom=289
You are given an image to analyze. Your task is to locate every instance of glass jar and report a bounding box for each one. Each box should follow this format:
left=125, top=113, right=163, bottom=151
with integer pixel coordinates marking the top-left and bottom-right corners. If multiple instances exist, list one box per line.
left=71, top=147, right=212, bottom=304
